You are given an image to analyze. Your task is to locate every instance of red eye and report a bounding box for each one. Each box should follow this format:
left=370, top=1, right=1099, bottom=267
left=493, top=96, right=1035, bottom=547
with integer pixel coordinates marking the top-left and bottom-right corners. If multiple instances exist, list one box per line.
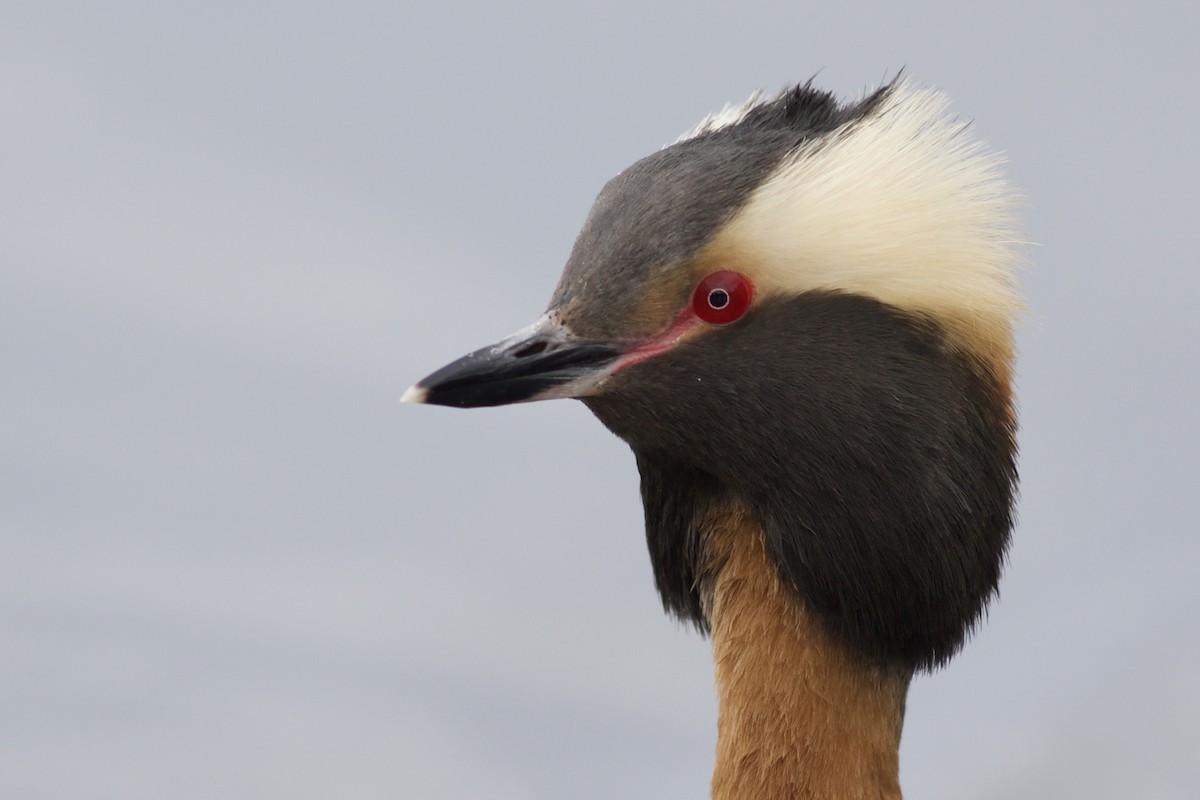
left=692, top=270, right=753, bottom=324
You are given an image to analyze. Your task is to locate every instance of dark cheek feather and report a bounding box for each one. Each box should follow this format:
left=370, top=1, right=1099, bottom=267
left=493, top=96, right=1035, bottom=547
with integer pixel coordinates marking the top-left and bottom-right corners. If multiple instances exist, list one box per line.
left=586, top=292, right=1017, bottom=671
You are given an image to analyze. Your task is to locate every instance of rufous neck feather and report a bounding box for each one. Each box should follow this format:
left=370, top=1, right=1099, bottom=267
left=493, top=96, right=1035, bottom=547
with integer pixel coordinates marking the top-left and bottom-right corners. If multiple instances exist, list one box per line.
left=704, top=504, right=910, bottom=800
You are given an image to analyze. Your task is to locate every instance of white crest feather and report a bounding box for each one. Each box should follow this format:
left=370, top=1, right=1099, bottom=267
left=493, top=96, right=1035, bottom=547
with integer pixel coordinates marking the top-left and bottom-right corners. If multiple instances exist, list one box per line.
left=713, top=80, right=1023, bottom=362
left=674, top=90, right=764, bottom=144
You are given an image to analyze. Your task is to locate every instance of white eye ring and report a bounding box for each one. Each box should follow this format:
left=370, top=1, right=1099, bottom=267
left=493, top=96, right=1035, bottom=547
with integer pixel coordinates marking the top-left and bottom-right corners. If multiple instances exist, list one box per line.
left=708, top=288, right=730, bottom=309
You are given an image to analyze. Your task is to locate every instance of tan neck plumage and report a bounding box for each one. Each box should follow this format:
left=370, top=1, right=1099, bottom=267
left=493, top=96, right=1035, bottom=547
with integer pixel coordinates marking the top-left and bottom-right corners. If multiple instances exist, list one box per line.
left=704, top=505, right=910, bottom=800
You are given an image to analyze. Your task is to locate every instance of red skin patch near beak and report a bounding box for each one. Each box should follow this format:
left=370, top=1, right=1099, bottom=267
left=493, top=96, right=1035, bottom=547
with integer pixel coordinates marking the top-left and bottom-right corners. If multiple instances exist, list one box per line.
left=609, top=308, right=700, bottom=375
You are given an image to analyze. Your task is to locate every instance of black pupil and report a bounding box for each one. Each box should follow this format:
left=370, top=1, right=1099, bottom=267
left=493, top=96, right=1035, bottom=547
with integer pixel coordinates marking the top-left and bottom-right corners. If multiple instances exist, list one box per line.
left=708, top=288, right=730, bottom=309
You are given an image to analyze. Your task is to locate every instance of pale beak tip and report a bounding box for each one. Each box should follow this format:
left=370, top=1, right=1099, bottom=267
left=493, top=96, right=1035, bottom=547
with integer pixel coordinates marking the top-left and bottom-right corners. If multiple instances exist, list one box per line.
left=400, top=384, right=428, bottom=404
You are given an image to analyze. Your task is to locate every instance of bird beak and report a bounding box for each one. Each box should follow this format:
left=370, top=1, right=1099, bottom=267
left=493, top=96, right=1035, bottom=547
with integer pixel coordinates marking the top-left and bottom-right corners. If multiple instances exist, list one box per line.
left=402, top=316, right=623, bottom=408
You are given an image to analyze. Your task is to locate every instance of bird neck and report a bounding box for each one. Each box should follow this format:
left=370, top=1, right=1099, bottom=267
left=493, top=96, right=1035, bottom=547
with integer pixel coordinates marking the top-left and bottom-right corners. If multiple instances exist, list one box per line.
left=704, top=504, right=910, bottom=800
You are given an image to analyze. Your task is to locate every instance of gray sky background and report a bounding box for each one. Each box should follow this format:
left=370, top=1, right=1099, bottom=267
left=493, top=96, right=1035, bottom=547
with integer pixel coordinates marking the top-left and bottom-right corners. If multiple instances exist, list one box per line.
left=3, top=2, right=1198, bottom=798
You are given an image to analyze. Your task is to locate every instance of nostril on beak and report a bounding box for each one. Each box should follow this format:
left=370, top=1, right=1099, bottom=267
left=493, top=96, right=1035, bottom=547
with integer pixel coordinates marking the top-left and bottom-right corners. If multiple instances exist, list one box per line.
left=511, top=340, right=550, bottom=358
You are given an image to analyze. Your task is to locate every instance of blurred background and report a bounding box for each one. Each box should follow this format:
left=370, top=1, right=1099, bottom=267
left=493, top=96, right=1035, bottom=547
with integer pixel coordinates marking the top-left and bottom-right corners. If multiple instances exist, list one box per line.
left=3, top=2, right=1198, bottom=798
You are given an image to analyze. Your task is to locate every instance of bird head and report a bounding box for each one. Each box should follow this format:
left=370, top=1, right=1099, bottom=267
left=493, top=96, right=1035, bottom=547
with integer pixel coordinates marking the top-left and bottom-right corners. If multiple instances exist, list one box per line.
left=405, top=79, right=1022, bottom=672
